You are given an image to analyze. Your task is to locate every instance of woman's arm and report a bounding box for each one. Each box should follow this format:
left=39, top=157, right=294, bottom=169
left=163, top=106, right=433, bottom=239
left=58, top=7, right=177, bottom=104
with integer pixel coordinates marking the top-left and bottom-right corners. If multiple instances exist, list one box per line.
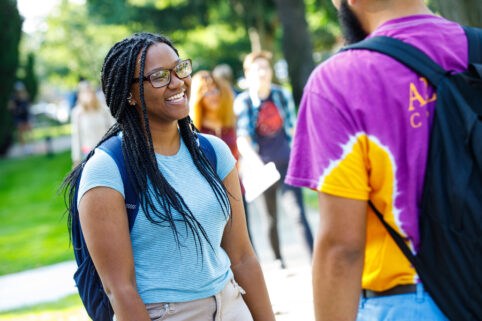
left=221, top=168, right=275, bottom=321
left=79, top=187, right=150, bottom=321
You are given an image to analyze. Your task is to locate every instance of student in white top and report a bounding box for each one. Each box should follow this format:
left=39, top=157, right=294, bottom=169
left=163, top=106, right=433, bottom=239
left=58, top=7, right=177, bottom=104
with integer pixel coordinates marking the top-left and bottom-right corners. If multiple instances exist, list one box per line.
left=71, top=83, right=114, bottom=165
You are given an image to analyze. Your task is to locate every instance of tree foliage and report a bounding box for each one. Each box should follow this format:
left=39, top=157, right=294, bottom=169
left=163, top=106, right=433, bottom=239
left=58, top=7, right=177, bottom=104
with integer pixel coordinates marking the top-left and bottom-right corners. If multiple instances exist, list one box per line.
left=84, top=0, right=339, bottom=104
left=32, top=0, right=339, bottom=99
left=431, top=0, right=482, bottom=28
left=37, top=0, right=130, bottom=89
left=0, top=0, right=22, bottom=156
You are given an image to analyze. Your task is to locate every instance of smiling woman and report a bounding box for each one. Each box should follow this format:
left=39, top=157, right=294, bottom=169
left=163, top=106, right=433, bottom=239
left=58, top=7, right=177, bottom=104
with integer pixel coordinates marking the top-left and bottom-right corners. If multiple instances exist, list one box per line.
left=60, top=33, right=275, bottom=321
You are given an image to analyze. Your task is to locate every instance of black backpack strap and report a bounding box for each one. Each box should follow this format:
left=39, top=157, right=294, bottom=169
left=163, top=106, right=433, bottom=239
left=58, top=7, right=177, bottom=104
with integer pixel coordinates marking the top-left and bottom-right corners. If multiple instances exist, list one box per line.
left=198, top=134, right=217, bottom=171
left=342, top=36, right=447, bottom=87
left=98, top=135, right=139, bottom=231
left=368, top=201, right=424, bottom=275
left=462, top=26, right=482, bottom=64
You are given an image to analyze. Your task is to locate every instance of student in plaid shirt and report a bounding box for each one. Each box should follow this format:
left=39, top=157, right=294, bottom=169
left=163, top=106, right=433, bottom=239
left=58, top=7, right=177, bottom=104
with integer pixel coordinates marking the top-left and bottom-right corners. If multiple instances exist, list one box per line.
left=234, top=51, right=314, bottom=268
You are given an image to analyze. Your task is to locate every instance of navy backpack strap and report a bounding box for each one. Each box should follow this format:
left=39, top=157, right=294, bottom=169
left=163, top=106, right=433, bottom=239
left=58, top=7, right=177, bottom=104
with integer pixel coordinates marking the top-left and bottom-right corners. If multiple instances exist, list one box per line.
left=462, top=26, right=482, bottom=64
left=342, top=36, right=447, bottom=87
left=98, top=135, right=139, bottom=231
left=198, top=134, right=217, bottom=171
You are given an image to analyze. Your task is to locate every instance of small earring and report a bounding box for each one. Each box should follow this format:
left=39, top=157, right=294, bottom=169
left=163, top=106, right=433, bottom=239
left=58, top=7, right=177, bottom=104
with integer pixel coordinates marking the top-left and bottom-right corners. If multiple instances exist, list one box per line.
left=127, top=93, right=135, bottom=106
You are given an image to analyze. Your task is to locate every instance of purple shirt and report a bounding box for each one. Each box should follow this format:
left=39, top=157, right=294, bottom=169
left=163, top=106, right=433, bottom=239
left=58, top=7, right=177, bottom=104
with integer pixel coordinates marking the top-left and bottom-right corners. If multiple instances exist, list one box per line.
left=286, top=15, right=467, bottom=291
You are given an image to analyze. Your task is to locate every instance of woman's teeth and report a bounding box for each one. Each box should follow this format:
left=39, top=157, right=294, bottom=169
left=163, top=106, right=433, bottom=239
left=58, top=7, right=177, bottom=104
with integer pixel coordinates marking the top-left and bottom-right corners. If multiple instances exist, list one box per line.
left=166, top=92, right=184, bottom=102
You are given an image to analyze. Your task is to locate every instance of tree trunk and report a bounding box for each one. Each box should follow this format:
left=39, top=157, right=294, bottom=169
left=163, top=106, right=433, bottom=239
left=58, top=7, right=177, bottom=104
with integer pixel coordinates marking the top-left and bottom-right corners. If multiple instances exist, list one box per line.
left=0, top=0, right=22, bottom=155
left=433, top=0, right=482, bottom=28
left=274, top=0, right=315, bottom=106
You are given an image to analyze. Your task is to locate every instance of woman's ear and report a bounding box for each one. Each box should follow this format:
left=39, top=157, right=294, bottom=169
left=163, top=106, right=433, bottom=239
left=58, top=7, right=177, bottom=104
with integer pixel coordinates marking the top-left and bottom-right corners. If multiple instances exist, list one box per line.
left=127, top=93, right=136, bottom=106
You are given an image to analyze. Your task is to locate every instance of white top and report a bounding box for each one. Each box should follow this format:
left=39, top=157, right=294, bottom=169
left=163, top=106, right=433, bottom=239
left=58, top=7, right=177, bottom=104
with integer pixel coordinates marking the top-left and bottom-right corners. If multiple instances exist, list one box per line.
left=71, top=106, right=114, bottom=162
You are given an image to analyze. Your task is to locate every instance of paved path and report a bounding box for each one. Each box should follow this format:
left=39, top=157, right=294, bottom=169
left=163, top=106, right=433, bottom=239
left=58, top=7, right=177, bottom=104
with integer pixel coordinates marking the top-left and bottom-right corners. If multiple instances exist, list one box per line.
left=6, top=136, right=71, bottom=158
left=0, top=261, right=77, bottom=312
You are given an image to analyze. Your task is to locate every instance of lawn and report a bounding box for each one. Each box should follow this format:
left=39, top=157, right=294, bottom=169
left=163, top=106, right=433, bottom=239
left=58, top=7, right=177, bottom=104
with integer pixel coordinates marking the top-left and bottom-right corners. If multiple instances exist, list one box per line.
left=0, top=294, right=89, bottom=321
left=0, top=151, right=74, bottom=275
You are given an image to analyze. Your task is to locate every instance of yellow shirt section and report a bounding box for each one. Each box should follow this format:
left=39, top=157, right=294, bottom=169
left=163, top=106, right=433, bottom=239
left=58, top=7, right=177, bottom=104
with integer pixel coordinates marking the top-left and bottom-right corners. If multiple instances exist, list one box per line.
left=319, top=134, right=417, bottom=291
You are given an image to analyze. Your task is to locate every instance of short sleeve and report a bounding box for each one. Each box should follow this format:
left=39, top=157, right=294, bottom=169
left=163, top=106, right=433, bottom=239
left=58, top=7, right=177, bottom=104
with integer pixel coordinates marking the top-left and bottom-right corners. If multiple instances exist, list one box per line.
left=233, top=93, right=250, bottom=138
left=202, top=134, right=236, bottom=180
left=77, top=149, right=125, bottom=206
left=286, top=61, right=371, bottom=200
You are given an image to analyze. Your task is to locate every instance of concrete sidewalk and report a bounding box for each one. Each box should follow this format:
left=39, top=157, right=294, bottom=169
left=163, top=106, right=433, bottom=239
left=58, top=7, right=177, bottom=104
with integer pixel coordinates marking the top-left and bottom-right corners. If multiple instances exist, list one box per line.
left=6, top=135, right=71, bottom=158
left=0, top=261, right=77, bottom=312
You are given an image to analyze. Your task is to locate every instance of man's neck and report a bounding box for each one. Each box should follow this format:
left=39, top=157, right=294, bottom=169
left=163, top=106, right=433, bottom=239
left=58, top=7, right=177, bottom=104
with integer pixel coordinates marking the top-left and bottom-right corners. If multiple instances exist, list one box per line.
left=358, top=1, right=433, bottom=34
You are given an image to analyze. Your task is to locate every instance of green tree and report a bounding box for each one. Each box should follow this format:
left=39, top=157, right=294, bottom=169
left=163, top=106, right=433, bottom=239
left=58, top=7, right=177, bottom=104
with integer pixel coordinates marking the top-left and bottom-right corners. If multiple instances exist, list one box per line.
left=22, top=52, right=39, bottom=103
left=85, top=0, right=340, bottom=97
left=431, top=0, right=482, bottom=28
left=37, top=0, right=130, bottom=89
left=0, top=0, right=22, bottom=156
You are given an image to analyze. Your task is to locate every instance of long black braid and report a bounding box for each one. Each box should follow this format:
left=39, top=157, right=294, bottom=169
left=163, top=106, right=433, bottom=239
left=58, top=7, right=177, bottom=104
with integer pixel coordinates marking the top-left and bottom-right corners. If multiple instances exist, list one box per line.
left=61, top=33, right=231, bottom=256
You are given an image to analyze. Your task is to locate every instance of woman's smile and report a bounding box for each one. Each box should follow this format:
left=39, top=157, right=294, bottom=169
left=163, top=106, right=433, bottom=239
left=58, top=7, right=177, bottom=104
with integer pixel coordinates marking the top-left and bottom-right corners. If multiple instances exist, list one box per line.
left=165, top=89, right=187, bottom=105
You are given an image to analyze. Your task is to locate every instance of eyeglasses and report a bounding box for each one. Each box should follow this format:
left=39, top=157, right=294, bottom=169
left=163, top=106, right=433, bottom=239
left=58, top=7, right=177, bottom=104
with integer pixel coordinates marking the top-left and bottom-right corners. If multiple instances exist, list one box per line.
left=132, top=59, right=192, bottom=88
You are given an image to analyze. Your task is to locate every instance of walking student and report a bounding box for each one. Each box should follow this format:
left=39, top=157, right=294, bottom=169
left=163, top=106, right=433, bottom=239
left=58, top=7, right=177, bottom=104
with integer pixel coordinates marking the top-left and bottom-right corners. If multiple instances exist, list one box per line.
left=286, top=0, right=471, bottom=320
left=63, top=33, right=274, bottom=321
left=234, top=51, right=314, bottom=268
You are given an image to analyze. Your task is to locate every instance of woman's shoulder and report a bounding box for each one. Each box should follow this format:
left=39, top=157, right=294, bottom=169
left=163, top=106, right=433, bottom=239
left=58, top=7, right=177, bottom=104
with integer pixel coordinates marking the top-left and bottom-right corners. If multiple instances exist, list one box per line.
left=78, top=148, right=125, bottom=202
left=198, top=133, right=236, bottom=180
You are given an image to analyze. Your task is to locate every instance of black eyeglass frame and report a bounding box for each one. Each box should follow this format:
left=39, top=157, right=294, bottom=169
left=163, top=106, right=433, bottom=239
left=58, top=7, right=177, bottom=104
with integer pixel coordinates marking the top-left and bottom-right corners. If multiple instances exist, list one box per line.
left=132, top=59, right=192, bottom=88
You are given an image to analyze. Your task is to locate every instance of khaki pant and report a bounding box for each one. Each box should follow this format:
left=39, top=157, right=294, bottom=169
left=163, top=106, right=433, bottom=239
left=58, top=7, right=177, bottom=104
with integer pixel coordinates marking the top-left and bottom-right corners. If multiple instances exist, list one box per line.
left=143, top=279, right=253, bottom=321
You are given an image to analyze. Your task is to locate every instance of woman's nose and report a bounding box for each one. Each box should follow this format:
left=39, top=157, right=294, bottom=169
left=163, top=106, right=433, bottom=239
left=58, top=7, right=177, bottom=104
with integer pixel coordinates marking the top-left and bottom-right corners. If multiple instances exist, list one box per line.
left=168, top=73, right=185, bottom=89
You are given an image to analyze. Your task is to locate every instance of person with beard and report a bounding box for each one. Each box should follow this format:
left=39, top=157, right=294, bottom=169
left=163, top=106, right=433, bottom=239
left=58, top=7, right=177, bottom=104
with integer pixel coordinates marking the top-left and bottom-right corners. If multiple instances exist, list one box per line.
left=285, top=0, right=469, bottom=320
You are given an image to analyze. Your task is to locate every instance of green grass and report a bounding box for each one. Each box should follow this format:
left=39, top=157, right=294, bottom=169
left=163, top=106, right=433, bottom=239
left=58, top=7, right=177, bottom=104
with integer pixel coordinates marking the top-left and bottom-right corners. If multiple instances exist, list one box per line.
left=0, top=294, right=89, bottom=320
left=0, top=151, right=74, bottom=275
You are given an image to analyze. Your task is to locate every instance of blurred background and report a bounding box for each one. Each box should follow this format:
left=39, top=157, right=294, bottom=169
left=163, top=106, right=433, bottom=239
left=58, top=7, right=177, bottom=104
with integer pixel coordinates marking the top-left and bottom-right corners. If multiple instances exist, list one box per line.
left=0, top=0, right=480, bottom=320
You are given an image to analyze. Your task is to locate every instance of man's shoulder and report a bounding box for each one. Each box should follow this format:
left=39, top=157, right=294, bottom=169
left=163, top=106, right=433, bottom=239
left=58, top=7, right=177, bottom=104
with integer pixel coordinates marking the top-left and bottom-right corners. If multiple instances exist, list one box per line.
left=306, top=49, right=377, bottom=94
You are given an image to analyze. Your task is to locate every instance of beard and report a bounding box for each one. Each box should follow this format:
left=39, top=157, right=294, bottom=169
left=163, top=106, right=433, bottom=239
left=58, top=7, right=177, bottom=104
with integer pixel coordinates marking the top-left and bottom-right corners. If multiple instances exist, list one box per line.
left=338, top=0, right=369, bottom=45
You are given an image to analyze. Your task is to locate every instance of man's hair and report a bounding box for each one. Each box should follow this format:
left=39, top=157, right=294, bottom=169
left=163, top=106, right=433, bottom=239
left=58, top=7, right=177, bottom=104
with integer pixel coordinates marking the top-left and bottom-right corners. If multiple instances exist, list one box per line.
left=243, top=51, right=273, bottom=71
left=61, top=32, right=231, bottom=256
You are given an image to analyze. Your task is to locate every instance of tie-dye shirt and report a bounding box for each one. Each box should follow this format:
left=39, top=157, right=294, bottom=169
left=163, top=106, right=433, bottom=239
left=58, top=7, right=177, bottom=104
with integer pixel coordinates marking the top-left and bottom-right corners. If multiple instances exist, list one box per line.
left=286, top=15, right=468, bottom=291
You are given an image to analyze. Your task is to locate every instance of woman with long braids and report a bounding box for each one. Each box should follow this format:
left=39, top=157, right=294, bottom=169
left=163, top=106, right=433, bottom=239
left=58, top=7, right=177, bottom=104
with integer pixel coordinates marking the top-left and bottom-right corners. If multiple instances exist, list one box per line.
left=62, top=33, right=274, bottom=320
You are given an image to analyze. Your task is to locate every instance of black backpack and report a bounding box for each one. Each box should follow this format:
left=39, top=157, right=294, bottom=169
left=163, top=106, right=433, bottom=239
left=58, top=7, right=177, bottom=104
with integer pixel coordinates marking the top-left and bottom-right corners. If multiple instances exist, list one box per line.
left=344, top=26, right=482, bottom=320
left=71, top=134, right=217, bottom=321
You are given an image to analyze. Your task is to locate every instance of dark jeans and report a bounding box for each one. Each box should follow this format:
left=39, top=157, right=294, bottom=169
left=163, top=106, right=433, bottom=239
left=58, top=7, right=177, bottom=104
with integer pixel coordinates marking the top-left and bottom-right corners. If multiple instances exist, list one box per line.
left=262, top=162, right=314, bottom=261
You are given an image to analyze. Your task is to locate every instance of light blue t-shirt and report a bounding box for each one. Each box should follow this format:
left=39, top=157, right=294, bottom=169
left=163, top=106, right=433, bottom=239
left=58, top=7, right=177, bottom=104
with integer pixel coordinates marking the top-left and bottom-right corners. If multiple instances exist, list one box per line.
left=78, top=133, right=236, bottom=303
